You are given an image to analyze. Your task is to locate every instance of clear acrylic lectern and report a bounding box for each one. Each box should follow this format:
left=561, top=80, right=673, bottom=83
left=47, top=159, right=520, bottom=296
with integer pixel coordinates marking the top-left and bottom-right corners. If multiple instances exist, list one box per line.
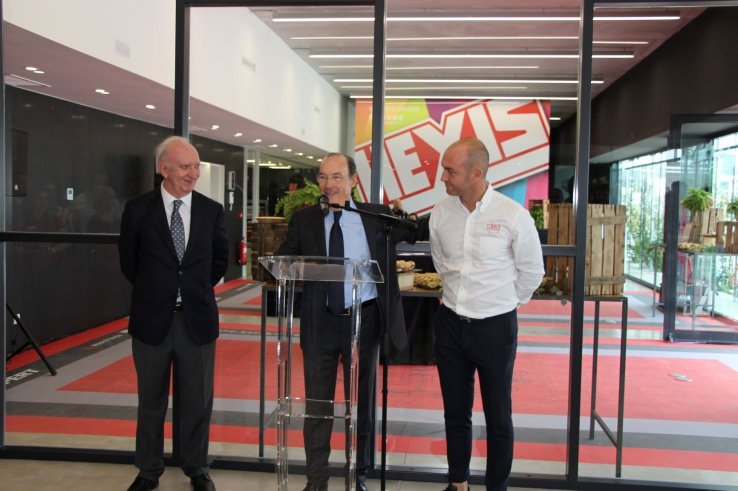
left=258, top=256, right=384, bottom=491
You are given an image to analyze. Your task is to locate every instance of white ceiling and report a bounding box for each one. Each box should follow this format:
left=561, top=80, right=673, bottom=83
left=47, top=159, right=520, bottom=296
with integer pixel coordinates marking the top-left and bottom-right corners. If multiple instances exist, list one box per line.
left=2, top=2, right=708, bottom=168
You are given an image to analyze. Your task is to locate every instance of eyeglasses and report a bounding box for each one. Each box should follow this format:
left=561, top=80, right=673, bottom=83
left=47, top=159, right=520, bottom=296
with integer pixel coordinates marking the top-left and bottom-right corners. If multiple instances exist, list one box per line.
left=317, top=174, right=347, bottom=184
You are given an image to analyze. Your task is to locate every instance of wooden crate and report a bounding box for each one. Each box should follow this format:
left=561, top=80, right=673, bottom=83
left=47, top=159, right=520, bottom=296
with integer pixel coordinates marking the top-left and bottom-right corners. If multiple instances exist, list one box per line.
left=250, top=217, right=288, bottom=281
left=546, top=204, right=626, bottom=296
left=716, top=221, right=738, bottom=253
left=688, top=208, right=724, bottom=243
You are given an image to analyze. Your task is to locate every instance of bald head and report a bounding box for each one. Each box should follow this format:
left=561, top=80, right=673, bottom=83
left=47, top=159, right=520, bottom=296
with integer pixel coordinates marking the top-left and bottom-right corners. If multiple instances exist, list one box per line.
left=445, top=138, right=489, bottom=175
left=439, top=137, right=491, bottom=209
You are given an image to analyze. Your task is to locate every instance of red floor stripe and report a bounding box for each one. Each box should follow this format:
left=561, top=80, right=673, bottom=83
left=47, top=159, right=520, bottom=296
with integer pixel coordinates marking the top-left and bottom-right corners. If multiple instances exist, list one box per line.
left=59, top=340, right=738, bottom=423
left=219, top=309, right=260, bottom=316
left=8, top=415, right=737, bottom=472
left=6, top=318, right=129, bottom=372
left=214, top=278, right=255, bottom=294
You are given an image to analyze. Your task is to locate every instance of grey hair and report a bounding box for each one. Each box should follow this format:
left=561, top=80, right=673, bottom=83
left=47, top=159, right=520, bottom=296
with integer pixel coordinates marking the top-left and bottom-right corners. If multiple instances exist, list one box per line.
left=155, top=136, right=192, bottom=167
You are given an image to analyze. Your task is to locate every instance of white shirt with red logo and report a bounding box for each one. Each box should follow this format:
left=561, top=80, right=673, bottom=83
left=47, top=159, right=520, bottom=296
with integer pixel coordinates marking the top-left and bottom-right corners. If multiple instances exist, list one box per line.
left=429, top=185, right=545, bottom=320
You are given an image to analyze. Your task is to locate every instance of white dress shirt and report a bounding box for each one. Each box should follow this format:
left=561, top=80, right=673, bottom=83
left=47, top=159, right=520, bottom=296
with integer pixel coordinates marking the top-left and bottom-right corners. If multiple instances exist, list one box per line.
left=161, top=186, right=192, bottom=249
left=429, top=185, right=544, bottom=319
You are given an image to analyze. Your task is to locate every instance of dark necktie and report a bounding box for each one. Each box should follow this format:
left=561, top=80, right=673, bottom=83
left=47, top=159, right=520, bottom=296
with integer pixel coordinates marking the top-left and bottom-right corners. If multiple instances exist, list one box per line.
left=328, top=211, right=345, bottom=314
left=171, top=199, right=185, bottom=263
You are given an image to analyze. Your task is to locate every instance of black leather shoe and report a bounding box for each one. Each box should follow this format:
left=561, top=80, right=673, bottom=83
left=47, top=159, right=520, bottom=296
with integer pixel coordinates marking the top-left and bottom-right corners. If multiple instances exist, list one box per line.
left=127, top=477, right=159, bottom=491
left=191, top=473, right=216, bottom=491
left=357, top=482, right=369, bottom=491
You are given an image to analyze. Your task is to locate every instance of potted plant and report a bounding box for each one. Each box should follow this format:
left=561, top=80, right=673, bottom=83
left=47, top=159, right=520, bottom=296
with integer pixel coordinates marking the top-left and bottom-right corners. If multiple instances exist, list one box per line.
left=727, top=197, right=738, bottom=220
left=274, top=180, right=322, bottom=222
left=680, top=187, right=713, bottom=217
left=275, top=179, right=364, bottom=222
left=681, top=188, right=717, bottom=243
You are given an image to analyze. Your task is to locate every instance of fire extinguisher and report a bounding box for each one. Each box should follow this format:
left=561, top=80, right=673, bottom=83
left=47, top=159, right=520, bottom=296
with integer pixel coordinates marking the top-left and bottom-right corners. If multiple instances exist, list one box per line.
left=238, top=238, right=247, bottom=265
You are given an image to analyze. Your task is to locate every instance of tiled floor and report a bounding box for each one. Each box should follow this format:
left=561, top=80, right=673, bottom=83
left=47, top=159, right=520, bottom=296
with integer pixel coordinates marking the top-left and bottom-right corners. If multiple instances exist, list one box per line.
left=5, top=280, right=738, bottom=490
left=0, top=459, right=557, bottom=491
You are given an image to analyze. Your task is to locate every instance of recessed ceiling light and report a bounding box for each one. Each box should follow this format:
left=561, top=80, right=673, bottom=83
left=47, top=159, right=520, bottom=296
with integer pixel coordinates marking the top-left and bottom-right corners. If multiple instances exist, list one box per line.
left=145, top=104, right=156, bottom=110
left=234, top=132, right=243, bottom=137
left=307, top=156, right=314, bottom=159
left=253, top=138, right=262, bottom=143
left=95, top=89, right=110, bottom=95
left=269, top=144, right=278, bottom=148
left=284, top=148, right=292, bottom=152
left=33, top=70, right=45, bottom=74
left=25, top=66, right=38, bottom=71
left=295, top=152, right=304, bottom=156
left=211, top=124, right=220, bottom=130
left=246, top=159, right=256, bottom=163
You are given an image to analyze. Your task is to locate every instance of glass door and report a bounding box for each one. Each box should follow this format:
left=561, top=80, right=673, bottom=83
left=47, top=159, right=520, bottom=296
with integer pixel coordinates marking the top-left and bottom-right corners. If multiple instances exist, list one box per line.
left=664, top=114, right=738, bottom=344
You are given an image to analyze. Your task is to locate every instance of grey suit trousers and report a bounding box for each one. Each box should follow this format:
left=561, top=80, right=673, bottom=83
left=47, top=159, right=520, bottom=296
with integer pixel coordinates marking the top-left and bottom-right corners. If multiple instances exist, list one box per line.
left=131, top=311, right=215, bottom=479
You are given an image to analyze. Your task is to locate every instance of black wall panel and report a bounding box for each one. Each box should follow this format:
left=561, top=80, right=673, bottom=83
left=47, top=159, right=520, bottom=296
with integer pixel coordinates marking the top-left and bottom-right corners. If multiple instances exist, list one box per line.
left=4, top=86, right=245, bottom=353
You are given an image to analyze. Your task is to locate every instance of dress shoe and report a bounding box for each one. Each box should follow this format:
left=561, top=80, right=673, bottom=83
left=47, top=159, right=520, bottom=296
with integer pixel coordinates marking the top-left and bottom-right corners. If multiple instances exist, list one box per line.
left=357, top=481, right=369, bottom=491
left=126, top=476, right=159, bottom=491
left=191, top=473, right=216, bottom=491
left=442, top=486, right=471, bottom=491
left=302, top=483, right=328, bottom=491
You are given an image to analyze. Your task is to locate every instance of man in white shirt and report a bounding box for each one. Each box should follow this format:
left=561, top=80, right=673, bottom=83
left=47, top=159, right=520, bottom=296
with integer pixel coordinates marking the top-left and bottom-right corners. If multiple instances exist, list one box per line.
left=429, top=138, right=544, bottom=491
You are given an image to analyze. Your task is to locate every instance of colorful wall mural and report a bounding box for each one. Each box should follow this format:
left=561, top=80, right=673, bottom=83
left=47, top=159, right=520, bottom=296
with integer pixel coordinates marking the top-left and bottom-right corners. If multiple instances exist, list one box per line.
left=353, top=99, right=551, bottom=215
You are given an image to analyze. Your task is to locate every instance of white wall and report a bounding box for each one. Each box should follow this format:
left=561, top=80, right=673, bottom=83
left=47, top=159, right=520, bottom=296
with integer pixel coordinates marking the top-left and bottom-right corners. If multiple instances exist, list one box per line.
left=196, top=161, right=225, bottom=207
left=189, top=8, right=344, bottom=152
left=4, top=0, right=344, bottom=152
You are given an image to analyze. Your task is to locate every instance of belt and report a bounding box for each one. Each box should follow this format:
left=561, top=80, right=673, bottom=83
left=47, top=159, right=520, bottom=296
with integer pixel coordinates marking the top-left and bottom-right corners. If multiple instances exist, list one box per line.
left=444, top=304, right=475, bottom=323
left=330, top=298, right=377, bottom=317
left=174, top=303, right=184, bottom=312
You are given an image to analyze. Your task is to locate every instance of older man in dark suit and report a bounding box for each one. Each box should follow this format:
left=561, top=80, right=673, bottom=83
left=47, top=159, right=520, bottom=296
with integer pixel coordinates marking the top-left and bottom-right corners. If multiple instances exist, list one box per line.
left=119, top=136, right=229, bottom=491
left=277, top=153, right=418, bottom=491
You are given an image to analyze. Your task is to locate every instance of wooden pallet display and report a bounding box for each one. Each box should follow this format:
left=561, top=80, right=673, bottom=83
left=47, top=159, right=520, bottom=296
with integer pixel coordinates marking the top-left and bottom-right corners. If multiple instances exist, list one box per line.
left=688, top=208, right=724, bottom=243
left=250, top=217, right=288, bottom=281
left=546, top=204, right=626, bottom=296
left=716, top=221, right=738, bottom=253
left=546, top=204, right=575, bottom=294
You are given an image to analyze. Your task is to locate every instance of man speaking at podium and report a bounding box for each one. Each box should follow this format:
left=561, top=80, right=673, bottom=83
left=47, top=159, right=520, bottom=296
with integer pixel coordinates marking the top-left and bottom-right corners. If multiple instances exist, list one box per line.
left=277, top=152, right=418, bottom=491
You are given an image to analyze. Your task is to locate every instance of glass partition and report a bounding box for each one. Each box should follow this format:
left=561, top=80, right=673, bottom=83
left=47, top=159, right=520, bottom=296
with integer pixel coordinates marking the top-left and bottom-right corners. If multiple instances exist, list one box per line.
left=4, top=1, right=738, bottom=490
left=587, top=3, right=738, bottom=489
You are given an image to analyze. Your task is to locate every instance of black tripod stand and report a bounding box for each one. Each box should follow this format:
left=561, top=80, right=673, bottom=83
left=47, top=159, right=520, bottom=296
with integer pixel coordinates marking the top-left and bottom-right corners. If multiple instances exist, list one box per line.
left=6, top=304, right=57, bottom=376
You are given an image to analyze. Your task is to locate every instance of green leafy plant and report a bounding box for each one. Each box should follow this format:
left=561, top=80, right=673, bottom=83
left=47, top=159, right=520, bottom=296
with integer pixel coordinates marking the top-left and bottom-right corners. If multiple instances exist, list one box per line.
left=529, top=207, right=545, bottom=230
left=274, top=179, right=364, bottom=221
left=727, top=197, right=738, bottom=220
left=275, top=180, right=321, bottom=221
left=680, top=188, right=714, bottom=216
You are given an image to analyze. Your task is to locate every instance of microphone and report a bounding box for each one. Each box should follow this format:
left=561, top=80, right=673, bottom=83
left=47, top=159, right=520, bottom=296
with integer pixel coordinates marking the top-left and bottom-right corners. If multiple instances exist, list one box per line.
left=318, top=194, right=330, bottom=215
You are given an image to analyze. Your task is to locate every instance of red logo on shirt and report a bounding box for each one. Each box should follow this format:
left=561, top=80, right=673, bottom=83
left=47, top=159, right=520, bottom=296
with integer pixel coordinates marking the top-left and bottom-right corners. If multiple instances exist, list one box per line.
left=487, top=223, right=501, bottom=232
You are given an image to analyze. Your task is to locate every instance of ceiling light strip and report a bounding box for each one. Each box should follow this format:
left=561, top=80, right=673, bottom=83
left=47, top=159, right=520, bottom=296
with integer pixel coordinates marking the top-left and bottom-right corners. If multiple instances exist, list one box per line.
left=350, top=95, right=578, bottom=100
left=334, top=78, right=603, bottom=84
left=312, top=53, right=633, bottom=59
left=320, top=65, right=542, bottom=70
left=298, top=35, right=648, bottom=44
left=342, top=86, right=530, bottom=90
left=274, top=15, right=679, bottom=23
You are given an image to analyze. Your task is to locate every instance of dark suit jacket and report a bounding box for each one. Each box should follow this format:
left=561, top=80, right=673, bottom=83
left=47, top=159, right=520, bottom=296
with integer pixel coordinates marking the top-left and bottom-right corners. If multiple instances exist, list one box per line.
left=276, top=202, right=417, bottom=352
left=119, top=189, right=229, bottom=346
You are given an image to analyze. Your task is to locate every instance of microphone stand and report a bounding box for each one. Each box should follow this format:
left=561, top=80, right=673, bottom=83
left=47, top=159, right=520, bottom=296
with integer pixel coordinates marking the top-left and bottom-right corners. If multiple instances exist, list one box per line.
left=330, top=201, right=416, bottom=491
